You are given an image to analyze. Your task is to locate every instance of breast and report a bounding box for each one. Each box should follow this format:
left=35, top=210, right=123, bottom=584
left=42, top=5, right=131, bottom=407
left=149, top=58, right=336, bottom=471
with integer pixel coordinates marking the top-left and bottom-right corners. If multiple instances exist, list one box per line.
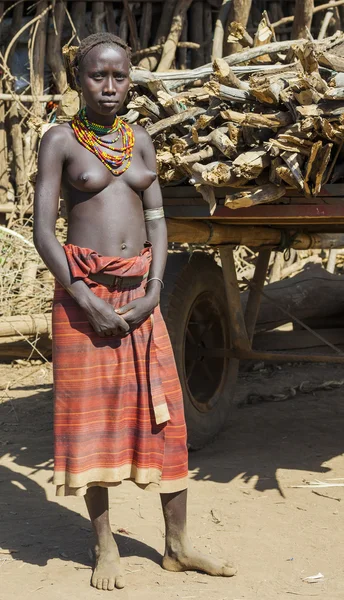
left=64, top=142, right=157, bottom=194
left=122, top=167, right=157, bottom=192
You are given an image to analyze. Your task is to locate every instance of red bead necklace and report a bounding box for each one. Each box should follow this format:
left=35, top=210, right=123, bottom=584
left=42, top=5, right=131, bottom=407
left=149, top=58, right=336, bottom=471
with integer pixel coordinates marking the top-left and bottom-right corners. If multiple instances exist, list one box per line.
left=71, top=107, right=135, bottom=176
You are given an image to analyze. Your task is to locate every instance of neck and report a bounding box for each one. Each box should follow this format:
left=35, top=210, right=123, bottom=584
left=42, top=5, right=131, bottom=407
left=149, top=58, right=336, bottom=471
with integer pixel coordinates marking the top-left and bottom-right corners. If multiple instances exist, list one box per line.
left=85, top=106, right=118, bottom=127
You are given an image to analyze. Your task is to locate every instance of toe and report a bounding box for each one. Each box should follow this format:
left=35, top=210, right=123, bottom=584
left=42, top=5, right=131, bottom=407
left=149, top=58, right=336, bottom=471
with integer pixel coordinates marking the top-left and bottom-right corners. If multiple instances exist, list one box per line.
left=115, top=575, right=125, bottom=589
left=102, top=579, right=109, bottom=590
left=96, top=578, right=103, bottom=590
left=108, top=578, right=115, bottom=591
left=222, top=564, right=237, bottom=577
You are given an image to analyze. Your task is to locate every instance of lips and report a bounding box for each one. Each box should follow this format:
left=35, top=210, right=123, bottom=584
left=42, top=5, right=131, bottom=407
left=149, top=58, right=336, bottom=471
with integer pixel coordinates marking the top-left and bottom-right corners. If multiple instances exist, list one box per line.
left=100, top=100, right=118, bottom=105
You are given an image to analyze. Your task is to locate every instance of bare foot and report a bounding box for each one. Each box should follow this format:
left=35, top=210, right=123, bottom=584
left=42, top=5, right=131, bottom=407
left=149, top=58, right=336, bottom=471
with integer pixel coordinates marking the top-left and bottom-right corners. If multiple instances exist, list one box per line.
left=91, top=539, right=125, bottom=591
left=162, top=539, right=237, bottom=577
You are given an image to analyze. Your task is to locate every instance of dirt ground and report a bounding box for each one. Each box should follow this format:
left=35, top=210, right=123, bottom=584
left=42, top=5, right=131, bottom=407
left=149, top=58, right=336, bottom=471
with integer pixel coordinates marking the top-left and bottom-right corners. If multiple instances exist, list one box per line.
left=0, top=359, right=343, bottom=600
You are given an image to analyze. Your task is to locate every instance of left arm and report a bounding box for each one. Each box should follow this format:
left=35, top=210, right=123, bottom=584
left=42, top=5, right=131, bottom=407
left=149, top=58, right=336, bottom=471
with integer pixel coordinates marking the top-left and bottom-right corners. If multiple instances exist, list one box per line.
left=116, top=128, right=167, bottom=327
left=141, top=130, right=167, bottom=306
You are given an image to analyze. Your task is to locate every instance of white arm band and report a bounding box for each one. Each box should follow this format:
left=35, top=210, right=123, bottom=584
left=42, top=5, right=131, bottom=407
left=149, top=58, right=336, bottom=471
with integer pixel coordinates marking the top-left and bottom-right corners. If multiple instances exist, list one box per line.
left=144, top=207, right=165, bottom=221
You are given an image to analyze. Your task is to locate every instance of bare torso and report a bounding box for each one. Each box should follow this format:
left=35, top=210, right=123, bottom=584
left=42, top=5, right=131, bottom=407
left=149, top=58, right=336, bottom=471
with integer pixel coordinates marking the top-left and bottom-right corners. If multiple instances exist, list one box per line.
left=60, top=122, right=157, bottom=257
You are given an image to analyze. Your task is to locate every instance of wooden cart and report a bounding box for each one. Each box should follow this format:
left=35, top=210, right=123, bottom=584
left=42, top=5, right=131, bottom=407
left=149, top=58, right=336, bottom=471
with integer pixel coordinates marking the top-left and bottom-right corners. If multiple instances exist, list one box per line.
left=161, top=184, right=344, bottom=448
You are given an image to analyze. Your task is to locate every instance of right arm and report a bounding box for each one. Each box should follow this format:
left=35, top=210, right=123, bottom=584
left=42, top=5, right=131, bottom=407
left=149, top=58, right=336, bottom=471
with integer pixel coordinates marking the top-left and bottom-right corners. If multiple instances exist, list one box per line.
left=33, top=126, right=129, bottom=337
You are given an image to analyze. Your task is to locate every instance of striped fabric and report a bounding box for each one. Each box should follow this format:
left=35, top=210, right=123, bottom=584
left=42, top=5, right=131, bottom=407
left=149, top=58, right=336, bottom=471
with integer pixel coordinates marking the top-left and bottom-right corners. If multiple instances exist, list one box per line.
left=52, top=243, right=188, bottom=496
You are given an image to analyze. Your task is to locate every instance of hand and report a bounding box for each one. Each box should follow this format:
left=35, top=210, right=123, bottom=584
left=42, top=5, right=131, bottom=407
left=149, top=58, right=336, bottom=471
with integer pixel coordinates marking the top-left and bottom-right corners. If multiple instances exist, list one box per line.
left=82, top=294, right=130, bottom=338
left=115, top=295, right=157, bottom=331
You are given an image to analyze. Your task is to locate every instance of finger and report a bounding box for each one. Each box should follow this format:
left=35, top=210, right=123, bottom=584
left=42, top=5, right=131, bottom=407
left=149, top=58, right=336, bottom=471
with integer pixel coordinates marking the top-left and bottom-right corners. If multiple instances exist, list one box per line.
left=115, top=303, right=134, bottom=315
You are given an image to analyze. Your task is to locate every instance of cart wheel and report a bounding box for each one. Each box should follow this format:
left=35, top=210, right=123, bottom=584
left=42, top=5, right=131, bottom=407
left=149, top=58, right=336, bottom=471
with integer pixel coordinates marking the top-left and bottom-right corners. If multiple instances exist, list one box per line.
left=161, top=252, right=239, bottom=449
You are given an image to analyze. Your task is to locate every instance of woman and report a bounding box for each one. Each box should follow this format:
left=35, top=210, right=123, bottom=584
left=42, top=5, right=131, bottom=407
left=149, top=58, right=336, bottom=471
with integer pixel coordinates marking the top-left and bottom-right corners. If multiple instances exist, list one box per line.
left=34, top=32, right=235, bottom=592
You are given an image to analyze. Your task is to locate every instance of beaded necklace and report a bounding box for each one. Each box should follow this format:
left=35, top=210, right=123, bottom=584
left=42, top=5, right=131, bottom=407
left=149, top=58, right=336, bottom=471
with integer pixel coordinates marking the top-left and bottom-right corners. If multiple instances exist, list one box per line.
left=71, top=107, right=135, bottom=176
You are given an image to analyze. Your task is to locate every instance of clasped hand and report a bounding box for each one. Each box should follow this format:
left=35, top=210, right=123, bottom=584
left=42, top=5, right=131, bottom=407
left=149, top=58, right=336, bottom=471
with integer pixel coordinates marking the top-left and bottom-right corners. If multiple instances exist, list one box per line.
left=84, top=294, right=157, bottom=337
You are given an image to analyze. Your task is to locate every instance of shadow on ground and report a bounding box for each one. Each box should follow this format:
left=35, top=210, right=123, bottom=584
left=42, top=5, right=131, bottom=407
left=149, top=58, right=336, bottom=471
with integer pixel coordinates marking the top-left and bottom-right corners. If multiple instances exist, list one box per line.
left=0, top=361, right=343, bottom=568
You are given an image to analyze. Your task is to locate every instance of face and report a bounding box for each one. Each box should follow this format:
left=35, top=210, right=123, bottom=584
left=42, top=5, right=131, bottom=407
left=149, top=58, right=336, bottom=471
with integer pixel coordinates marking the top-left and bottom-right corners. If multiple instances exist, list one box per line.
left=78, top=44, right=130, bottom=123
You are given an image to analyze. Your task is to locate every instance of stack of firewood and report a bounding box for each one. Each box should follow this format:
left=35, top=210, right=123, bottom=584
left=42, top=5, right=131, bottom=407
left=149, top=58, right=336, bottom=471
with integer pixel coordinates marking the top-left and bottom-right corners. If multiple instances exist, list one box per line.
left=124, top=28, right=344, bottom=213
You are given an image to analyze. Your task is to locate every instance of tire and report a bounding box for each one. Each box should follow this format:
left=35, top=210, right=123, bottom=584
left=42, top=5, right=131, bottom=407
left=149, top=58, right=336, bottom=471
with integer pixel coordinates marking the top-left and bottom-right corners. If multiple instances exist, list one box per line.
left=161, top=251, right=239, bottom=449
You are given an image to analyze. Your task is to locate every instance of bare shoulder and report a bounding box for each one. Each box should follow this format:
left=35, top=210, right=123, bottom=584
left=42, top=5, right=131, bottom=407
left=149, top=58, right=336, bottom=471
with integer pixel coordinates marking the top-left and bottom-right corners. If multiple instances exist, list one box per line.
left=40, top=122, right=73, bottom=155
left=131, top=124, right=154, bottom=151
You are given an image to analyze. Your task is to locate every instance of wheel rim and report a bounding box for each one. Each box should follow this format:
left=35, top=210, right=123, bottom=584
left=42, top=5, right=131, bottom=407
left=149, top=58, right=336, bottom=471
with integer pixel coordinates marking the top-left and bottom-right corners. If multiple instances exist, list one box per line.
left=183, top=292, right=228, bottom=413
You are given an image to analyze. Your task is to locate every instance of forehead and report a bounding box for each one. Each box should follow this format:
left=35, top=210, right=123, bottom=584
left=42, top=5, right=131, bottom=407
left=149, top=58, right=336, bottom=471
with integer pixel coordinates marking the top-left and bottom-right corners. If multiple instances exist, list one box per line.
left=81, top=44, right=130, bottom=72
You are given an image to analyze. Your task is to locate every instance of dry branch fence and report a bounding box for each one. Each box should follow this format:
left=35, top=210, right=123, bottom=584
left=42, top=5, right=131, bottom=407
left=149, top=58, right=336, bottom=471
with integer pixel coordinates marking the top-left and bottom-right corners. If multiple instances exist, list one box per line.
left=2, top=0, right=344, bottom=356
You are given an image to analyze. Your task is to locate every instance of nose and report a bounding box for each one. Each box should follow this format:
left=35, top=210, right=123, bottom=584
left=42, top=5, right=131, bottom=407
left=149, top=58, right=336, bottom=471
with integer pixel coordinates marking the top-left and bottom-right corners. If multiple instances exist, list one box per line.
left=103, top=76, right=116, bottom=94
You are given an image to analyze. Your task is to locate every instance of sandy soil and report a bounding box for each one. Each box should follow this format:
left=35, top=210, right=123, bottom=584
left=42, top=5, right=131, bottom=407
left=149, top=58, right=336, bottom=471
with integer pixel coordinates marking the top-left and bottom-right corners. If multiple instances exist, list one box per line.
left=0, top=360, right=343, bottom=600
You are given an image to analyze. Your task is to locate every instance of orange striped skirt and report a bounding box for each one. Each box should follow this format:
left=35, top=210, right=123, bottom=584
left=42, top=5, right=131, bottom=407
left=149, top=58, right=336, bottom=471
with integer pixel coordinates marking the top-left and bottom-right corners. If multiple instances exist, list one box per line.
left=52, top=243, right=188, bottom=496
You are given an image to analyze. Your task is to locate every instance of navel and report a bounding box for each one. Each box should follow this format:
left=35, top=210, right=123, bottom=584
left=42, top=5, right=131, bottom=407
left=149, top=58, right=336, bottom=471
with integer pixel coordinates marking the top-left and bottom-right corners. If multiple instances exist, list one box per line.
left=121, top=243, right=127, bottom=250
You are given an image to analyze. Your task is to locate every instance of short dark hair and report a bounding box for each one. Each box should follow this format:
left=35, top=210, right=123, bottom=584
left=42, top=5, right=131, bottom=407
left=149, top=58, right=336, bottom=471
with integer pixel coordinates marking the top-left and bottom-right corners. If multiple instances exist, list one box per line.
left=74, top=33, right=132, bottom=70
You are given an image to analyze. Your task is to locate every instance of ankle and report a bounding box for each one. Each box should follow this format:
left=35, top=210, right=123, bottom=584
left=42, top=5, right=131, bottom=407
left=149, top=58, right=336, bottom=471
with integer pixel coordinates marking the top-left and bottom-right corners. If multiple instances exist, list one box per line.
left=95, top=533, right=116, bottom=552
left=165, top=533, right=188, bottom=556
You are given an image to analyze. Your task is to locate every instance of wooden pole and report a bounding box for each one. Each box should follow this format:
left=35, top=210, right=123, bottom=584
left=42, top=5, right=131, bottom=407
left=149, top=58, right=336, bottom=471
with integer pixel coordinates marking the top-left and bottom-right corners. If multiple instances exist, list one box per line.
left=0, top=81, right=12, bottom=206
left=123, top=0, right=140, bottom=51
left=212, top=0, right=232, bottom=59
left=292, top=0, right=314, bottom=39
left=0, top=315, right=51, bottom=339
left=138, top=0, right=176, bottom=69
left=46, top=2, right=67, bottom=93
left=219, top=246, right=251, bottom=352
left=166, top=219, right=344, bottom=250
left=30, top=0, right=49, bottom=117
left=157, top=0, right=194, bottom=72
left=91, top=1, right=105, bottom=33
left=203, top=1, right=212, bottom=64
left=189, top=1, right=204, bottom=68
left=70, top=1, right=86, bottom=40
left=140, top=1, right=152, bottom=49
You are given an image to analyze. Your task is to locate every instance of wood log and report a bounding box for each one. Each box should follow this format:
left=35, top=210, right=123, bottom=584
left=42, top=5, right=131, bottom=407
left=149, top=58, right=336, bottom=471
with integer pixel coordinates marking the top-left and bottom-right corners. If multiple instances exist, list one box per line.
left=146, top=107, right=206, bottom=136
left=193, top=128, right=236, bottom=158
left=253, top=17, right=273, bottom=63
left=157, top=0, right=194, bottom=72
left=175, top=145, right=214, bottom=165
left=213, top=57, right=250, bottom=90
left=224, top=183, right=286, bottom=209
left=232, top=148, right=270, bottom=180
left=204, top=80, right=251, bottom=102
left=227, top=21, right=253, bottom=48
left=198, top=162, right=247, bottom=187
left=127, top=95, right=164, bottom=120
left=318, top=51, right=344, bottom=71
left=225, top=0, right=253, bottom=55
left=220, top=108, right=293, bottom=128
left=280, top=151, right=305, bottom=190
